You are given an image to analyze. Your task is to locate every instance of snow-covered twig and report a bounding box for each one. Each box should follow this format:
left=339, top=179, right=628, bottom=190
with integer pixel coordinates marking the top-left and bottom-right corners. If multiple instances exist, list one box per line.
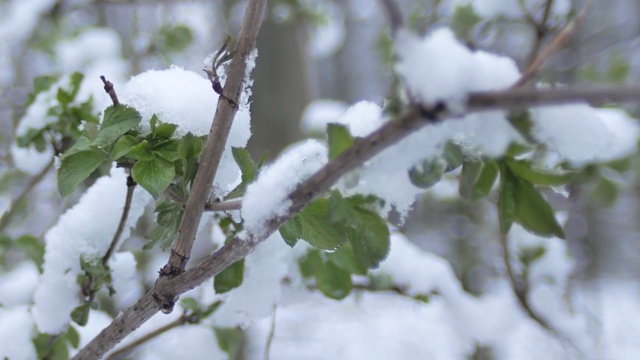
left=160, top=0, right=267, bottom=275
left=73, top=80, right=640, bottom=360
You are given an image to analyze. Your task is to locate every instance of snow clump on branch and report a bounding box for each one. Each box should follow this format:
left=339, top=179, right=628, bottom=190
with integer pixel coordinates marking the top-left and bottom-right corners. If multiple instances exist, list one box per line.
left=394, top=27, right=520, bottom=112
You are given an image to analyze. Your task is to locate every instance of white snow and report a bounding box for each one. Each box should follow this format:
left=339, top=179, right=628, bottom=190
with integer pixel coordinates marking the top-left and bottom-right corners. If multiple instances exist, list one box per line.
left=32, top=166, right=152, bottom=334
left=0, top=262, right=39, bottom=307
left=334, top=101, right=386, bottom=137
left=0, top=0, right=56, bottom=45
left=214, top=232, right=292, bottom=327
left=306, top=1, right=346, bottom=59
left=333, top=103, right=521, bottom=219
left=120, top=66, right=222, bottom=136
left=531, top=104, right=640, bottom=166
left=0, top=305, right=37, bottom=360
left=119, top=66, right=252, bottom=194
left=300, top=99, right=349, bottom=134
left=242, top=139, right=328, bottom=236
left=395, top=27, right=520, bottom=111
left=136, top=325, right=226, bottom=360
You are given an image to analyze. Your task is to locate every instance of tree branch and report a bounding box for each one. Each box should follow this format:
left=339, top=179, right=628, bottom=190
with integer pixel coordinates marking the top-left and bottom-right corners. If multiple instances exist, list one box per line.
left=161, top=0, right=267, bottom=275
left=74, top=83, right=638, bottom=358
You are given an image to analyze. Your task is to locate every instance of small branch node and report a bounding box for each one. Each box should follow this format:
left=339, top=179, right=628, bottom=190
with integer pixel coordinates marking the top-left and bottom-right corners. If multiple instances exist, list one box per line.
left=100, top=75, right=120, bottom=106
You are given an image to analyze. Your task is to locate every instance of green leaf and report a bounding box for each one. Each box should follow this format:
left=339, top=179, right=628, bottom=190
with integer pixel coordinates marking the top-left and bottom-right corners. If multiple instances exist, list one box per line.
left=111, top=135, right=140, bottom=160
left=180, top=297, right=201, bottom=313
left=443, top=141, right=464, bottom=170
left=518, top=246, right=547, bottom=267
left=475, top=160, right=499, bottom=198
left=408, top=158, right=445, bottom=189
left=151, top=140, right=180, bottom=162
left=79, top=258, right=114, bottom=295
left=460, top=159, right=498, bottom=200
left=608, top=52, right=630, bottom=83
left=16, top=235, right=45, bottom=273
left=71, top=304, right=90, bottom=326
left=506, top=158, right=573, bottom=186
left=507, top=111, right=535, bottom=143
left=158, top=24, right=194, bottom=53
left=57, top=88, right=73, bottom=106
left=327, top=123, right=354, bottom=160
left=348, top=208, right=390, bottom=269
left=58, top=149, right=108, bottom=197
left=153, top=122, right=178, bottom=139
left=451, top=4, right=481, bottom=39
left=590, top=176, right=619, bottom=206
left=299, top=250, right=322, bottom=278
left=315, top=261, right=352, bottom=300
left=214, top=327, right=244, bottom=359
left=296, top=199, right=348, bottom=250
left=66, top=325, right=80, bottom=349
left=327, top=191, right=352, bottom=224
left=498, top=165, right=517, bottom=234
left=325, top=243, right=368, bottom=276
left=50, top=337, right=70, bottom=360
left=500, top=166, right=565, bottom=238
left=279, top=217, right=302, bottom=247
left=178, top=132, right=203, bottom=183
left=232, top=147, right=257, bottom=184
left=131, top=158, right=176, bottom=198
left=94, top=105, right=141, bottom=147
left=214, top=259, right=245, bottom=294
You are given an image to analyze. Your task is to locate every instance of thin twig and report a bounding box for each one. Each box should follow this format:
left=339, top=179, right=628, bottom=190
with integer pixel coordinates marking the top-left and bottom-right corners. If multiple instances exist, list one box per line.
left=0, top=158, right=54, bottom=232
left=74, top=84, right=640, bottom=359
left=102, top=175, right=136, bottom=266
left=100, top=75, right=120, bottom=106
left=160, top=0, right=267, bottom=276
left=467, top=84, right=640, bottom=110
left=512, top=0, right=595, bottom=88
left=264, top=305, right=276, bottom=360
left=204, top=199, right=243, bottom=212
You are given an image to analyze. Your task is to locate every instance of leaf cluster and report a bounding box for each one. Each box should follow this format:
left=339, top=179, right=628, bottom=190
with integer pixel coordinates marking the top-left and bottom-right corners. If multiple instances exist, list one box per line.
left=18, top=72, right=97, bottom=154
left=282, top=192, right=390, bottom=299
left=33, top=326, right=80, bottom=360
